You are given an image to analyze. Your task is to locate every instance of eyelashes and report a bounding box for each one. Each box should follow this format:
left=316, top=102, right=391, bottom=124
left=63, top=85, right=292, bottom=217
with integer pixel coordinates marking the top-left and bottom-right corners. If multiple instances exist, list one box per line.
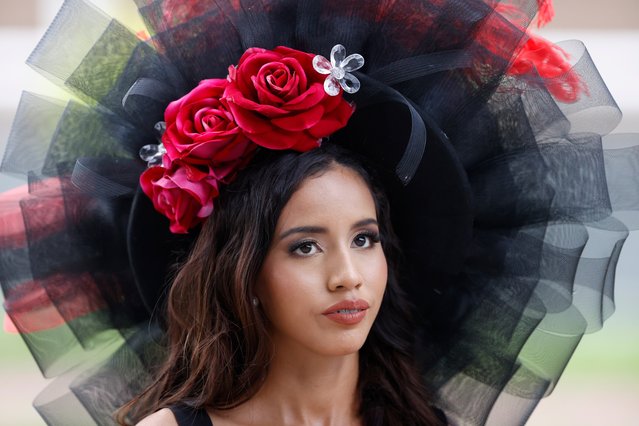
left=287, top=230, right=381, bottom=256
left=354, top=230, right=381, bottom=247
left=288, top=239, right=320, bottom=256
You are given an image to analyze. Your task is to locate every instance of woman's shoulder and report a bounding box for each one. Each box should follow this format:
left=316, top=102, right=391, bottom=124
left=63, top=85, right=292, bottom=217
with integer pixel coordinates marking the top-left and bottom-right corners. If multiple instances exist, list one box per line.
left=136, top=408, right=178, bottom=426
left=136, top=405, right=214, bottom=426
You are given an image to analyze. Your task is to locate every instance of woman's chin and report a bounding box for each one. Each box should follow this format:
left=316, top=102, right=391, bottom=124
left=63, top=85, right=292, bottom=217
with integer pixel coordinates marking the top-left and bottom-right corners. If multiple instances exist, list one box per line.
left=312, top=329, right=371, bottom=358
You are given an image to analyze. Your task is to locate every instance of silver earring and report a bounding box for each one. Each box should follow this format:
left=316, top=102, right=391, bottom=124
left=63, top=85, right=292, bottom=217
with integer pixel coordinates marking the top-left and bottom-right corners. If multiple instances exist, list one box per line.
left=252, top=297, right=259, bottom=307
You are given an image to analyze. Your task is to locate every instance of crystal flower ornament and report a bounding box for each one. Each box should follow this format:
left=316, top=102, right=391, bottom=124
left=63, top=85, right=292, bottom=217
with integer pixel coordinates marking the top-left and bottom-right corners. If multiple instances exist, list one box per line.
left=313, top=44, right=364, bottom=96
left=139, top=121, right=167, bottom=167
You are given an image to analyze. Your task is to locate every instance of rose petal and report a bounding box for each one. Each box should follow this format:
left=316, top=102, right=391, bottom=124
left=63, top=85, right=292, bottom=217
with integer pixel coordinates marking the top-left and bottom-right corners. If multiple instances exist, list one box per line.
left=308, top=100, right=355, bottom=138
left=187, top=79, right=227, bottom=100
left=213, top=136, right=254, bottom=161
left=162, top=126, right=182, bottom=160
left=247, top=127, right=318, bottom=151
left=236, top=47, right=269, bottom=65
left=280, top=57, right=308, bottom=91
left=193, top=108, right=226, bottom=133
left=270, top=105, right=324, bottom=131
left=274, top=46, right=315, bottom=77
left=181, top=179, right=216, bottom=205
left=164, top=98, right=183, bottom=123
left=187, top=164, right=211, bottom=182
left=189, top=134, right=251, bottom=162
left=191, top=126, right=240, bottom=143
left=236, top=51, right=284, bottom=96
left=166, top=79, right=227, bottom=123
left=247, top=128, right=301, bottom=149
left=254, top=75, right=286, bottom=105
left=140, top=166, right=165, bottom=197
left=225, top=86, right=288, bottom=117
left=197, top=200, right=214, bottom=218
left=169, top=196, right=197, bottom=234
left=169, top=221, right=189, bottom=234
left=154, top=174, right=179, bottom=190
left=282, top=83, right=326, bottom=111
left=275, top=72, right=301, bottom=101
left=226, top=100, right=274, bottom=133
left=259, top=63, right=290, bottom=88
left=292, top=133, right=323, bottom=152
left=316, top=87, right=342, bottom=113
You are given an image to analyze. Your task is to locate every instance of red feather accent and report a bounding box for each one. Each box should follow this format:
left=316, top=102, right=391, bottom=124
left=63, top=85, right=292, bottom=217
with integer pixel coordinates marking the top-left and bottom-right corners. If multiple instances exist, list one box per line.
left=487, top=0, right=583, bottom=102
left=536, top=0, right=555, bottom=28
left=508, top=33, right=585, bottom=103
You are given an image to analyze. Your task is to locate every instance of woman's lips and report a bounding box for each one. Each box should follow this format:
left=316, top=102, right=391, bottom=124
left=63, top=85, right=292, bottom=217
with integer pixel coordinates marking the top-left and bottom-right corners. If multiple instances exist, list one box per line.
left=322, top=299, right=369, bottom=325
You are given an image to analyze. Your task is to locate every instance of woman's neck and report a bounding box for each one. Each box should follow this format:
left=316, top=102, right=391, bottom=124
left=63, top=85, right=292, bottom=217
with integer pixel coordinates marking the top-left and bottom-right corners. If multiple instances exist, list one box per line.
left=216, top=346, right=361, bottom=426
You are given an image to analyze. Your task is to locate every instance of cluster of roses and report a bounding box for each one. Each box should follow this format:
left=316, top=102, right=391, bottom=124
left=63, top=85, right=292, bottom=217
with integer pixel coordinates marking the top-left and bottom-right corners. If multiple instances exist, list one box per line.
left=140, top=46, right=355, bottom=233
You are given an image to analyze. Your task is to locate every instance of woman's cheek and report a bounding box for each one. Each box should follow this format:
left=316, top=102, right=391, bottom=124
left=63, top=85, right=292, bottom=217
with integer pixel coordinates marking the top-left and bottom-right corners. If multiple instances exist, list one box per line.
left=258, top=256, right=318, bottom=315
left=363, top=248, right=388, bottom=301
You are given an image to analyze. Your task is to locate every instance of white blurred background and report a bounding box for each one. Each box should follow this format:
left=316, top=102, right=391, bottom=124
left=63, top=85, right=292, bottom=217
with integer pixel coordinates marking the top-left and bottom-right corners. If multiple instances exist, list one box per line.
left=0, top=1, right=637, bottom=425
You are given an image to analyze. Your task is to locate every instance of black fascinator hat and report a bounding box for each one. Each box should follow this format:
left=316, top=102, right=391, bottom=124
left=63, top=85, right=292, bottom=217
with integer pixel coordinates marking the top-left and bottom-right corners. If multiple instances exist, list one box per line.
left=1, top=0, right=638, bottom=425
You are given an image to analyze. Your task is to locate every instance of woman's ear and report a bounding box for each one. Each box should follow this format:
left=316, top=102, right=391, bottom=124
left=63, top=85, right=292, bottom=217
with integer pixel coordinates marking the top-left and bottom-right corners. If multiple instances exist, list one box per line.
left=253, top=274, right=267, bottom=311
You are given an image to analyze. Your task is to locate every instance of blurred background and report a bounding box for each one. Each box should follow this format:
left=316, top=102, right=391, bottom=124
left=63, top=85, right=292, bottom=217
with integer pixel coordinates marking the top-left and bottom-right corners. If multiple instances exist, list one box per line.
left=0, top=1, right=637, bottom=425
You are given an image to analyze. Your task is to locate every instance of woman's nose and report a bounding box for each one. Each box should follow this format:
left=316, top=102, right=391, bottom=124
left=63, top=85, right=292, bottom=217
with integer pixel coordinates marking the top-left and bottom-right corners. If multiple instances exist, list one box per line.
left=327, top=249, right=363, bottom=291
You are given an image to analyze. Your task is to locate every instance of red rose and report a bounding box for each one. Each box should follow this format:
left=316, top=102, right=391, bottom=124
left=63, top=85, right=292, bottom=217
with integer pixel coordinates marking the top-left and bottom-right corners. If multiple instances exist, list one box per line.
left=140, top=161, right=220, bottom=234
left=224, top=46, right=355, bottom=151
left=162, top=78, right=255, bottom=166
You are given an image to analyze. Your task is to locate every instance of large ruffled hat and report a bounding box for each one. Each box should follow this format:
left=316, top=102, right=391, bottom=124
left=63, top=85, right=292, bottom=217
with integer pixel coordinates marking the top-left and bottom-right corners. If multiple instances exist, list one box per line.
left=1, top=0, right=638, bottom=425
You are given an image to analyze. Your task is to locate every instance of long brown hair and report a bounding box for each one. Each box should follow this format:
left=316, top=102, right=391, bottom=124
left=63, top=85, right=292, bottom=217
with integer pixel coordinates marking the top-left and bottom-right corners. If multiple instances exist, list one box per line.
left=117, top=144, right=445, bottom=425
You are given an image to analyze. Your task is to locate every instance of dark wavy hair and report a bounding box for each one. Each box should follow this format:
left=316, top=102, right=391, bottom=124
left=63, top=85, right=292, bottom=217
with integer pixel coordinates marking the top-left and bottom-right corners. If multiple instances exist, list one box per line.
left=118, top=144, right=444, bottom=425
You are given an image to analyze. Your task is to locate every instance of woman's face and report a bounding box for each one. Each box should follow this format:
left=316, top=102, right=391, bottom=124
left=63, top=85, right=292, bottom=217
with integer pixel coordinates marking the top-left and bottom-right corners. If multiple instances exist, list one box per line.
left=256, top=165, right=388, bottom=358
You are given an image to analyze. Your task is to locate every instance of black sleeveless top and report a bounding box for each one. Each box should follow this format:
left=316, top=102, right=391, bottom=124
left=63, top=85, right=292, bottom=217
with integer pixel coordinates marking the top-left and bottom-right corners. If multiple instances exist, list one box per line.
left=169, top=405, right=213, bottom=426
left=169, top=404, right=448, bottom=425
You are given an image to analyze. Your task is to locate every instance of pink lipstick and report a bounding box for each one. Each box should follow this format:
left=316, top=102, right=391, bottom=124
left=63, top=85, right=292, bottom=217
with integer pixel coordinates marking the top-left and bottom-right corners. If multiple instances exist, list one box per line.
left=322, top=299, right=369, bottom=325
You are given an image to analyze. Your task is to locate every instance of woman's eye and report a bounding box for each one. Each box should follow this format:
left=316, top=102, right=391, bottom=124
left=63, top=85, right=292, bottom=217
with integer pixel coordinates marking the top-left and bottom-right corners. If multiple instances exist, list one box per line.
left=352, top=232, right=380, bottom=248
left=291, top=241, right=320, bottom=256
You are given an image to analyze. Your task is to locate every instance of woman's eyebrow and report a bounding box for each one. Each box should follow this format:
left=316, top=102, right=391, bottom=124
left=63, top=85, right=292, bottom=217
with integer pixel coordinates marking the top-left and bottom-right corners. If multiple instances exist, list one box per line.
left=278, top=218, right=378, bottom=241
left=352, top=218, right=378, bottom=229
left=278, top=226, right=327, bottom=240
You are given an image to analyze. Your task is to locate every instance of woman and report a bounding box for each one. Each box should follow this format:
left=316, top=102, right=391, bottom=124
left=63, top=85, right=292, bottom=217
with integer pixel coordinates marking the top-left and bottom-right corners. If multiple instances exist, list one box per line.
left=1, top=0, right=637, bottom=425
left=126, top=146, right=446, bottom=425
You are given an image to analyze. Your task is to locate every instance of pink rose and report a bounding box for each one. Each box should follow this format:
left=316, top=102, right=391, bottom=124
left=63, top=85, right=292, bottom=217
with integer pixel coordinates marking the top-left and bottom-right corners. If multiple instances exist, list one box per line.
left=162, top=78, right=255, bottom=166
left=224, top=46, right=355, bottom=151
left=140, top=161, right=220, bottom=233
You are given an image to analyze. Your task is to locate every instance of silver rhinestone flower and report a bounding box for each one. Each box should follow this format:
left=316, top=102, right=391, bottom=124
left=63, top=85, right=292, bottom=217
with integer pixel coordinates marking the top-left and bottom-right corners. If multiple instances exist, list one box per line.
left=139, top=143, right=166, bottom=167
left=139, top=121, right=167, bottom=167
left=313, top=44, right=364, bottom=96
